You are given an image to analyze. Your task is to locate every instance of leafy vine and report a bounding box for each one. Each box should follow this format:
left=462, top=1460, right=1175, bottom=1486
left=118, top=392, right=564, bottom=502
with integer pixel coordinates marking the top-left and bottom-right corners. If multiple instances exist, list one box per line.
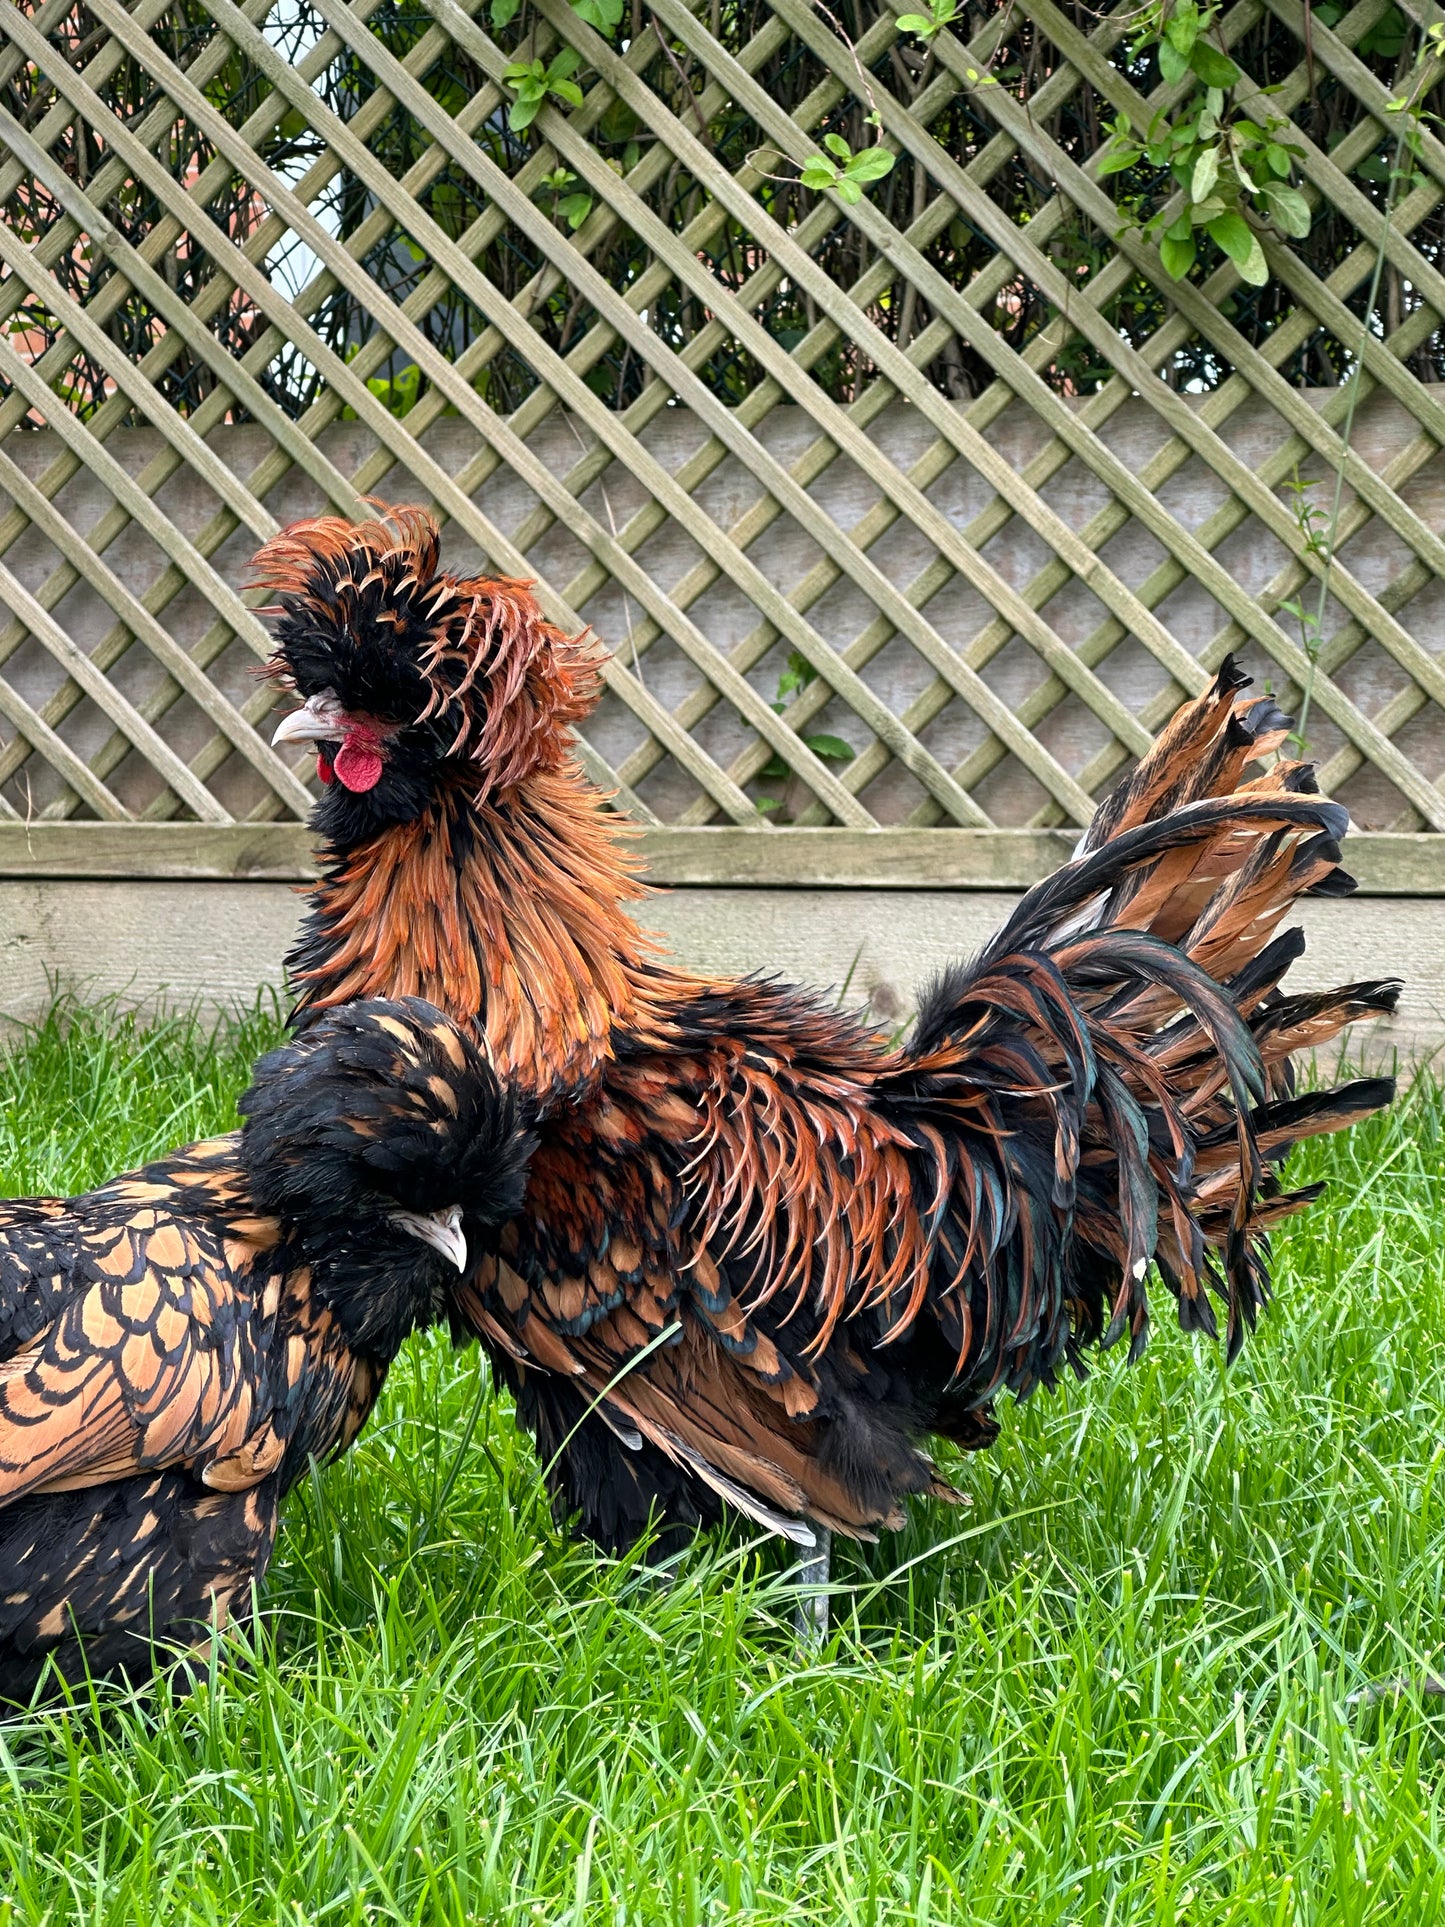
left=1099, top=0, right=1310, bottom=285
left=1285, top=15, right=1445, bottom=747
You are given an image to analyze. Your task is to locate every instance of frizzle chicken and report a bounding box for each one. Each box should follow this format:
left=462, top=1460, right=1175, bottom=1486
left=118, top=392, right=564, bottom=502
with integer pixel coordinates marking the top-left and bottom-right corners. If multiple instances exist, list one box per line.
left=0, top=996, right=531, bottom=1701
left=258, top=505, right=1399, bottom=1596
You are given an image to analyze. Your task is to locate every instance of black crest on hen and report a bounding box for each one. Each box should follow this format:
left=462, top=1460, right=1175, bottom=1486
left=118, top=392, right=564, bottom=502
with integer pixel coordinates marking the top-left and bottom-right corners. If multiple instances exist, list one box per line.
left=241, top=996, right=533, bottom=1248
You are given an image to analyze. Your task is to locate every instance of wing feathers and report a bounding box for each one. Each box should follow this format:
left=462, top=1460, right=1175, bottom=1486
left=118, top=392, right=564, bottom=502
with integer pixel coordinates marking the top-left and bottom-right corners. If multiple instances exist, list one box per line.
left=473, top=654, right=1396, bottom=1547
left=0, top=1270, right=258, bottom=1505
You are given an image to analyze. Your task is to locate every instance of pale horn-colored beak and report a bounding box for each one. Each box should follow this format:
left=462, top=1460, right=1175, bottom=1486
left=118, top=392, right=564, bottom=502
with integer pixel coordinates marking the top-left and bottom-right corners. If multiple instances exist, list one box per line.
left=272, top=689, right=348, bottom=746
left=392, top=1203, right=467, bottom=1272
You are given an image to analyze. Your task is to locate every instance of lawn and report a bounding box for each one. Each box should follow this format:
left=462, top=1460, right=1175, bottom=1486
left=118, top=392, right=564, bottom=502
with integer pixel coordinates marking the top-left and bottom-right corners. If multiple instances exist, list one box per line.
left=0, top=1000, right=1441, bottom=1925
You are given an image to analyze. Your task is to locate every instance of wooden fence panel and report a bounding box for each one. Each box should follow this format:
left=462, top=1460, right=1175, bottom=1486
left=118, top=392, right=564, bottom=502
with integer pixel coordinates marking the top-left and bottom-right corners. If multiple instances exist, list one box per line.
left=0, top=0, right=1441, bottom=870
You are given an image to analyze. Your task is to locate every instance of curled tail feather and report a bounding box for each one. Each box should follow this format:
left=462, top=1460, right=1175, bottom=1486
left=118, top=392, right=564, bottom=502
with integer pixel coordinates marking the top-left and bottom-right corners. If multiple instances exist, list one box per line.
left=910, top=657, right=1397, bottom=1371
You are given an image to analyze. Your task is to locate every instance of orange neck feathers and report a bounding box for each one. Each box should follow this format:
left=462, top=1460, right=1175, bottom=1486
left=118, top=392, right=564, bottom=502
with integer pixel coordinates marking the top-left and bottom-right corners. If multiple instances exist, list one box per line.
left=293, top=761, right=683, bottom=1097
left=261, top=507, right=690, bottom=1089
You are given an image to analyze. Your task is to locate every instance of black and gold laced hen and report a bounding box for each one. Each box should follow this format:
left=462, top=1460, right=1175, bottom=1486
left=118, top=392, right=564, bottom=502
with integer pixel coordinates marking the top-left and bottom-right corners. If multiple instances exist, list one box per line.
left=0, top=997, right=532, bottom=1703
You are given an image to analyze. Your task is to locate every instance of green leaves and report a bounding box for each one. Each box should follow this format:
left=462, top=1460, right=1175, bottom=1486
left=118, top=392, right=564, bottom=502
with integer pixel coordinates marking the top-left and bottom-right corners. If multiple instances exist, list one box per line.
left=1158, top=220, right=1197, bottom=279
left=1158, top=36, right=1191, bottom=84
left=499, top=0, right=622, bottom=35
left=803, top=733, right=856, bottom=762
left=1105, top=0, right=1311, bottom=287
left=1190, top=144, right=1219, bottom=201
left=757, top=651, right=856, bottom=806
left=502, top=49, right=583, bottom=132
left=758, top=726, right=856, bottom=787
left=1357, top=2, right=1408, bottom=59
left=1265, top=141, right=1292, bottom=176
left=1187, top=39, right=1238, bottom=87
left=1380, top=17, right=1445, bottom=168
left=895, top=0, right=960, bottom=37
left=339, top=349, right=423, bottom=421
left=1147, top=0, right=1238, bottom=85
left=1096, top=114, right=1140, bottom=177
left=775, top=650, right=814, bottom=703
left=1261, top=180, right=1311, bottom=237
left=843, top=148, right=895, bottom=183
left=571, top=0, right=624, bottom=35
left=535, top=166, right=593, bottom=230
left=1205, top=207, right=1267, bottom=283
left=798, top=133, right=896, bottom=204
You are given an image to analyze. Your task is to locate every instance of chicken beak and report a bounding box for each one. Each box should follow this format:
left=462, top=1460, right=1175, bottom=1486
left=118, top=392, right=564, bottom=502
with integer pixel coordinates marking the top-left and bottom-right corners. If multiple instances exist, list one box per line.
left=273, top=690, right=348, bottom=746
left=392, top=1203, right=467, bottom=1272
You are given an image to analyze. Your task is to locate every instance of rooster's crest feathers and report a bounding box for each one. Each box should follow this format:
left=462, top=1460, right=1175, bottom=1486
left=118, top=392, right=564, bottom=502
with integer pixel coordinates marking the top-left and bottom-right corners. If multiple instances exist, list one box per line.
left=253, top=504, right=601, bottom=795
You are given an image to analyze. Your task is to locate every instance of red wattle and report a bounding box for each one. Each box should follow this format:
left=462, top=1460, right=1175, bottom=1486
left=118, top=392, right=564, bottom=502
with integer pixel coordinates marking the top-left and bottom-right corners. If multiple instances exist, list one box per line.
left=333, top=730, right=384, bottom=793
left=316, top=749, right=335, bottom=786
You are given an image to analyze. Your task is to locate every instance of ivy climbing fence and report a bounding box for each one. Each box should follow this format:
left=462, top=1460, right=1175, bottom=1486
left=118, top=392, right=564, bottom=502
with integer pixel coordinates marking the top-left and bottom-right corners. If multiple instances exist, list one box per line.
left=0, top=0, right=1443, bottom=890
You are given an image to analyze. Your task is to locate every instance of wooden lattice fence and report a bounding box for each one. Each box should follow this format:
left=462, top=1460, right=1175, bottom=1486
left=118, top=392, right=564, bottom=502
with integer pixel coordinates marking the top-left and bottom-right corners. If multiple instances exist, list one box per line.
left=0, top=0, right=1443, bottom=890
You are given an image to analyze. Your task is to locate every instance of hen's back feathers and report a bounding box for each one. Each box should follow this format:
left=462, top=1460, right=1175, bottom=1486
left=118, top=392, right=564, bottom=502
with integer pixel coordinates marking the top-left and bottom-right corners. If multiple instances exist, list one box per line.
left=0, top=1160, right=318, bottom=1698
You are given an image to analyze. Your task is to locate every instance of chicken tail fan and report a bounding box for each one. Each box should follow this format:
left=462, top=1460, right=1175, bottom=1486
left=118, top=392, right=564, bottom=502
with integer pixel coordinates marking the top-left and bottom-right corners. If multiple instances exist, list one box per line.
left=898, top=657, right=1397, bottom=1386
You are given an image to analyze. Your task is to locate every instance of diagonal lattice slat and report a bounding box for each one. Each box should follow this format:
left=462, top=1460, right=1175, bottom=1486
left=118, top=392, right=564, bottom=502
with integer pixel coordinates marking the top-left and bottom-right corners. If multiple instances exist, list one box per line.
left=0, top=0, right=1441, bottom=843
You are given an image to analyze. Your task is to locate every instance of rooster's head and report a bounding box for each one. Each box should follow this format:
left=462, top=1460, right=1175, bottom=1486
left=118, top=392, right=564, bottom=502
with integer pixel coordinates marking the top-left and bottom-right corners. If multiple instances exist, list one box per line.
left=254, top=504, right=601, bottom=834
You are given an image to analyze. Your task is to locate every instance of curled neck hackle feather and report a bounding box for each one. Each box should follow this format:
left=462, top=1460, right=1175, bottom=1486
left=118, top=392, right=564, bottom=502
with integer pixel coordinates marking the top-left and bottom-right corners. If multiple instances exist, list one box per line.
left=293, top=769, right=692, bottom=1098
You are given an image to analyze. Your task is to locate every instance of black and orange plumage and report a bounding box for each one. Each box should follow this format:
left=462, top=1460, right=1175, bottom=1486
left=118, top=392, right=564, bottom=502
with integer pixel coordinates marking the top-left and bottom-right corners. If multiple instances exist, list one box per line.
left=0, top=997, right=531, bottom=1701
left=258, top=505, right=1400, bottom=1565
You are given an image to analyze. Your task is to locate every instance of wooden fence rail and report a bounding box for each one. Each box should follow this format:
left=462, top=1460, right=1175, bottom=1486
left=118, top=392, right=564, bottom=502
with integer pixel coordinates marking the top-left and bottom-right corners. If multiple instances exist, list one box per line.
left=0, top=0, right=1442, bottom=879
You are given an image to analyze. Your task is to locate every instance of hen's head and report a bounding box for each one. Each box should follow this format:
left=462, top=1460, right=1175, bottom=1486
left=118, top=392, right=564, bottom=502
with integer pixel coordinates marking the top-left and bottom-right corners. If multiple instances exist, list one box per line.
left=254, top=505, right=601, bottom=836
left=239, top=995, right=534, bottom=1357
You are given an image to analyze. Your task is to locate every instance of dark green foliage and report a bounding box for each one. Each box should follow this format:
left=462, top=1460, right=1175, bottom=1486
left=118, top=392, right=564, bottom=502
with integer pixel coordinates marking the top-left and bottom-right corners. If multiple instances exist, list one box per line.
left=7, top=0, right=1441, bottom=430
left=0, top=2, right=312, bottom=421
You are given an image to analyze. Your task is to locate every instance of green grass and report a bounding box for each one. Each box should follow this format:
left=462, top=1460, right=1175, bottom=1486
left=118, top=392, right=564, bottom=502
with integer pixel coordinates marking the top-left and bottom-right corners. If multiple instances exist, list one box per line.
left=0, top=1001, right=1442, bottom=1924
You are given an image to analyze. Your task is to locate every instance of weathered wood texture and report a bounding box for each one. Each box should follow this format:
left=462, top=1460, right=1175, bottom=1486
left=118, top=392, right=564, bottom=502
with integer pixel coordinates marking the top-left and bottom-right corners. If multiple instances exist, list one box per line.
left=3, top=880, right=1439, bottom=1065
left=0, top=822, right=1440, bottom=892
left=0, top=0, right=1442, bottom=879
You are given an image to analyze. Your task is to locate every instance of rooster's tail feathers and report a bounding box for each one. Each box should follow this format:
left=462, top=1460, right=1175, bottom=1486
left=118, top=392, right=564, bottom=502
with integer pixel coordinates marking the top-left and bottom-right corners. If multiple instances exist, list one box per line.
left=1079, top=654, right=1291, bottom=851
left=905, top=657, right=1397, bottom=1377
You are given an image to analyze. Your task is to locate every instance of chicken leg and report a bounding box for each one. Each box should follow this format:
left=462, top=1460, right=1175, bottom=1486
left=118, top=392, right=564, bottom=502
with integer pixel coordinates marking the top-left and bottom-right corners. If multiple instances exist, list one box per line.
left=792, top=1526, right=832, bottom=1644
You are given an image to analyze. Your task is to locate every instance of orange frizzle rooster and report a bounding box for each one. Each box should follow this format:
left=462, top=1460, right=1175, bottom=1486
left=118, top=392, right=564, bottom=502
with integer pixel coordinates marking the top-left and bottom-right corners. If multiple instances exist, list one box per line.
left=257, top=505, right=1399, bottom=1582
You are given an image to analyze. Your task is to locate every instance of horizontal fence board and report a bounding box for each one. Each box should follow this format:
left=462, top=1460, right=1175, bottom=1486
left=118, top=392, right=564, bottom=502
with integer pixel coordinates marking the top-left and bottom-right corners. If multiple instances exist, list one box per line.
left=3, top=877, right=1440, bottom=1067
left=0, top=822, right=1439, bottom=895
